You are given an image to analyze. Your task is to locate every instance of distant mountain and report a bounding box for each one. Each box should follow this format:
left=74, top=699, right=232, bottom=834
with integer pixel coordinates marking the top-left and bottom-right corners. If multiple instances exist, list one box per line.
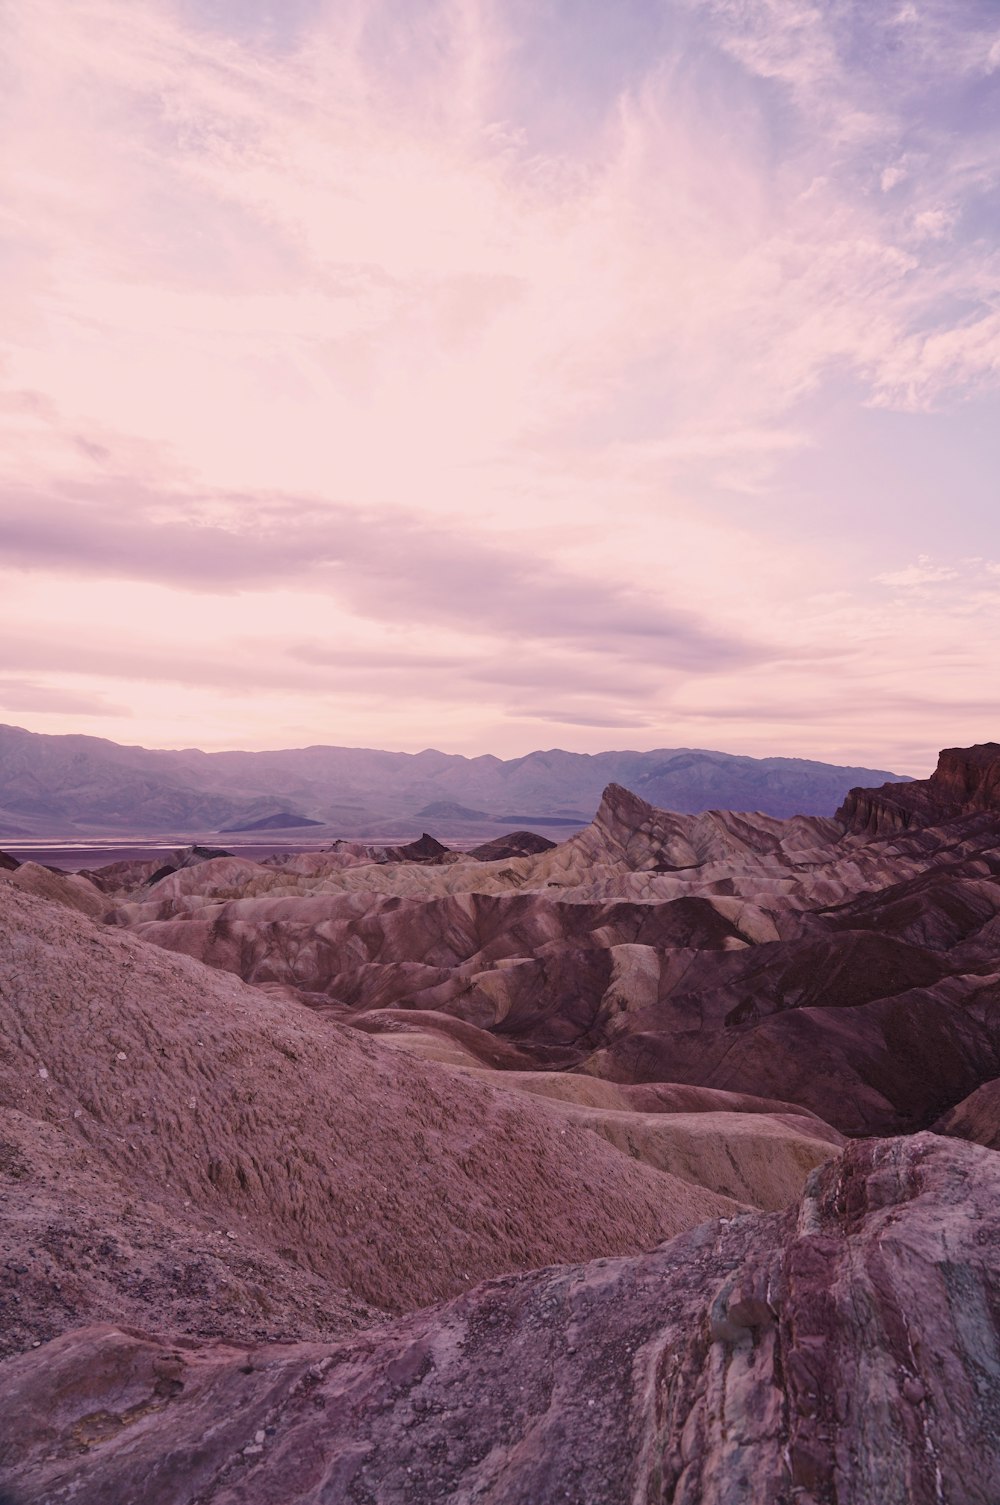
left=221, top=812, right=324, bottom=832
left=0, top=722, right=912, bottom=838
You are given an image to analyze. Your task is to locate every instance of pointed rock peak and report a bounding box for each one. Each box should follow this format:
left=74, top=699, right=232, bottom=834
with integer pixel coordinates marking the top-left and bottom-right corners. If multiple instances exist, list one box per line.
left=595, top=782, right=658, bottom=826
left=411, top=832, right=450, bottom=855
left=395, top=833, right=451, bottom=862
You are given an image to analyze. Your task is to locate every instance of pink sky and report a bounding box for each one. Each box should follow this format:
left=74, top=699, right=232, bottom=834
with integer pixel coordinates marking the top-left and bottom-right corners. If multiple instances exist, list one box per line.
left=2, top=0, right=999, bottom=775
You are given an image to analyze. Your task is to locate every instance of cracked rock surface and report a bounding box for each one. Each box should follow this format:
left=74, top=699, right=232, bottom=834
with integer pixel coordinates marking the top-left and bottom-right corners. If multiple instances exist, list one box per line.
left=3, top=1133, right=999, bottom=1504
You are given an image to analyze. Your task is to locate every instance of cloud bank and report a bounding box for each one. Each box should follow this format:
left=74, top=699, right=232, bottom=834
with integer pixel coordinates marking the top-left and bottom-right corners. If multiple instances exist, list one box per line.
left=1, top=0, right=998, bottom=769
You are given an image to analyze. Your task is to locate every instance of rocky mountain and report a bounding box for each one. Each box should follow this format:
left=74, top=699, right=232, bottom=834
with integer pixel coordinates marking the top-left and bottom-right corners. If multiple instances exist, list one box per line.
left=3, top=742, right=1000, bottom=1501
left=839, top=741, right=1000, bottom=833
left=0, top=721, right=909, bottom=838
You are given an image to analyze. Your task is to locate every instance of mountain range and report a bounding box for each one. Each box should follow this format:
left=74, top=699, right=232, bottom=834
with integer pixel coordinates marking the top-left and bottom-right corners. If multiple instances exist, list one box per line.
left=0, top=721, right=909, bottom=839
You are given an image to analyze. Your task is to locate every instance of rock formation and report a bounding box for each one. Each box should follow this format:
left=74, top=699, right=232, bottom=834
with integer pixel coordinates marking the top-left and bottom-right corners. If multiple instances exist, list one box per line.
left=0, top=881, right=769, bottom=1356
left=98, top=755, right=1000, bottom=1136
left=3, top=1134, right=999, bottom=1504
left=932, top=1076, right=1000, bottom=1150
left=838, top=741, right=1000, bottom=833
left=4, top=743, right=1000, bottom=1502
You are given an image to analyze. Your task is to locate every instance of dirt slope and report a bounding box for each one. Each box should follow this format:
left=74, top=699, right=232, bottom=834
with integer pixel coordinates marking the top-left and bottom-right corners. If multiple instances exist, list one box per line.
left=3, top=1134, right=997, bottom=1505
left=0, top=882, right=742, bottom=1355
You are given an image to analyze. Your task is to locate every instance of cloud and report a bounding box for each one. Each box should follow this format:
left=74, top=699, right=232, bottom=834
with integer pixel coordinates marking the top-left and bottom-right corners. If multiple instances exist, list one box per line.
left=875, top=555, right=961, bottom=587
left=880, top=164, right=908, bottom=192
left=0, top=0, right=998, bottom=766
left=507, top=707, right=656, bottom=729
left=0, top=478, right=763, bottom=671
left=0, top=677, right=129, bottom=717
left=911, top=206, right=956, bottom=240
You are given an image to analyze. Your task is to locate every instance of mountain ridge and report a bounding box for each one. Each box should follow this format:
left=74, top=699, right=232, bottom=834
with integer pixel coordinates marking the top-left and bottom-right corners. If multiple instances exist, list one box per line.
left=0, top=721, right=911, bottom=838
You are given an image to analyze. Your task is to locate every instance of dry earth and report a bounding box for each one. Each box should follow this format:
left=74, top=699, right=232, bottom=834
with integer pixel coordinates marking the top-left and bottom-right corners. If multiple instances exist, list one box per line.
left=95, top=761, right=1000, bottom=1138
left=0, top=880, right=763, bottom=1357
left=3, top=1134, right=999, bottom=1505
left=3, top=744, right=1000, bottom=1501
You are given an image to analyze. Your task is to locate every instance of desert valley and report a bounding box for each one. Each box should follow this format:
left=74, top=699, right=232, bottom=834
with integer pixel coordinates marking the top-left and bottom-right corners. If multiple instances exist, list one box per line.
left=2, top=733, right=1000, bottom=1502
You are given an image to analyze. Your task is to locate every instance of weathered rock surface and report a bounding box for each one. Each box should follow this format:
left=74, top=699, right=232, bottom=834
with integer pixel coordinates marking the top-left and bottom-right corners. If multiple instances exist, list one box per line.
left=838, top=741, right=1000, bottom=834
left=469, top=830, right=557, bottom=860
left=0, top=859, right=108, bottom=919
left=5, top=746, right=1000, bottom=1504
left=3, top=1134, right=999, bottom=1505
left=101, top=768, right=1000, bottom=1136
left=0, top=882, right=749, bottom=1356
left=932, top=1076, right=1000, bottom=1150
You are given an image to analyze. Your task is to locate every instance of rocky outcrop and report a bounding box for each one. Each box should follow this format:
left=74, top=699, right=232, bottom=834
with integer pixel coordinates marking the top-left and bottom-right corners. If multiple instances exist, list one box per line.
left=838, top=741, right=1000, bottom=834
left=0, top=860, right=108, bottom=919
left=3, top=1134, right=999, bottom=1505
left=389, top=832, right=453, bottom=863
left=7, top=745, right=1000, bottom=1504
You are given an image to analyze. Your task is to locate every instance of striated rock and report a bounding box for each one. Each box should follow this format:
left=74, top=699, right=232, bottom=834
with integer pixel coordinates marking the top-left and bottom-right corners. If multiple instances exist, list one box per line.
left=88, top=756, right=1000, bottom=1138
left=0, top=860, right=108, bottom=919
left=3, top=1134, right=999, bottom=1504
left=838, top=742, right=1000, bottom=834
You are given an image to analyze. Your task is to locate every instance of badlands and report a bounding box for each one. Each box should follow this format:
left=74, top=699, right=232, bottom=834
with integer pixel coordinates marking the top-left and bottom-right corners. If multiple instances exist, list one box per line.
left=2, top=744, right=1000, bottom=1502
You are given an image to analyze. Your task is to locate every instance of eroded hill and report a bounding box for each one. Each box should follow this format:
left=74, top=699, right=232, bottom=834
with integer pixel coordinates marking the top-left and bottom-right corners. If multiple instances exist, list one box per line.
left=3, top=744, right=1000, bottom=1502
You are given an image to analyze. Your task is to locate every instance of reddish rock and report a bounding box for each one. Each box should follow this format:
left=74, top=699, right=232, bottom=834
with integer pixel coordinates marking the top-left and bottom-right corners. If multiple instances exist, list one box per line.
left=932, top=1076, right=1000, bottom=1150
left=838, top=742, right=1000, bottom=834
left=3, top=1135, right=999, bottom=1504
left=0, top=882, right=741, bottom=1355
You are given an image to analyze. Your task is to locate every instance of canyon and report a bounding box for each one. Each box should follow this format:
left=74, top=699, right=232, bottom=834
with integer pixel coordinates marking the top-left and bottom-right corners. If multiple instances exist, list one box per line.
left=1, top=743, right=999, bottom=1502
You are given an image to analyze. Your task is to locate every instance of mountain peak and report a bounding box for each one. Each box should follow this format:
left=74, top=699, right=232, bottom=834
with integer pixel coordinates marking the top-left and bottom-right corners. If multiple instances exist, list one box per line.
left=838, top=742, right=1000, bottom=834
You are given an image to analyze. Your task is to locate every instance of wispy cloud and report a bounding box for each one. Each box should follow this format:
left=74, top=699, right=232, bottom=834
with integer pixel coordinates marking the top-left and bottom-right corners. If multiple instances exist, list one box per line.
left=0, top=0, right=997, bottom=765
left=0, top=678, right=129, bottom=718
left=0, top=477, right=761, bottom=670
left=875, top=555, right=962, bottom=587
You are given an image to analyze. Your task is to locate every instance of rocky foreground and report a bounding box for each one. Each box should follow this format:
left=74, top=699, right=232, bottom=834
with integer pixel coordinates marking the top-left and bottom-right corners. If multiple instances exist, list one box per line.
left=2, top=745, right=1000, bottom=1501
left=3, top=1135, right=999, bottom=1504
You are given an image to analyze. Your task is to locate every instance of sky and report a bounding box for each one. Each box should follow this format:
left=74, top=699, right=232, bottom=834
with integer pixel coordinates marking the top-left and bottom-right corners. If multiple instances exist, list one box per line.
left=1, top=0, right=998, bottom=775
